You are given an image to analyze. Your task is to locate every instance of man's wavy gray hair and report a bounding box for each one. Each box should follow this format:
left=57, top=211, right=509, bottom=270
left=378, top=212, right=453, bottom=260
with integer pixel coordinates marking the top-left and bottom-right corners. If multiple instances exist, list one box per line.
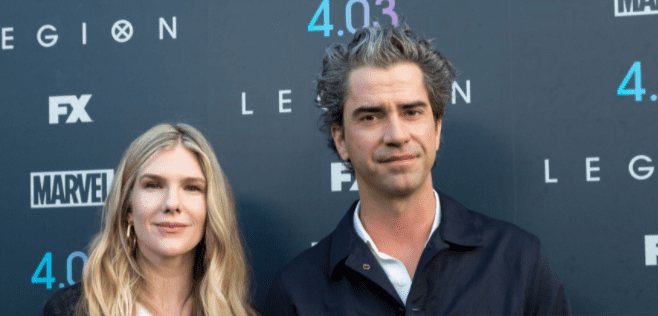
left=316, top=23, right=456, bottom=173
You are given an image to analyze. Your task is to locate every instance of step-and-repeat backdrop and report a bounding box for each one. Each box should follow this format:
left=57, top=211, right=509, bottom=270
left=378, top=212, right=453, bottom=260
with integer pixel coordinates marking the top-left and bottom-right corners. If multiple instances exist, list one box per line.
left=1, top=1, right=656, bottom=314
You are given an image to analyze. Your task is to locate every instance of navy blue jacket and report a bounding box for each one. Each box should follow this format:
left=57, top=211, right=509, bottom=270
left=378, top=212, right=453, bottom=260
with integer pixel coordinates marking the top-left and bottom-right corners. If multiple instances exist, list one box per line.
left=263, top=191, right=571, bottom=316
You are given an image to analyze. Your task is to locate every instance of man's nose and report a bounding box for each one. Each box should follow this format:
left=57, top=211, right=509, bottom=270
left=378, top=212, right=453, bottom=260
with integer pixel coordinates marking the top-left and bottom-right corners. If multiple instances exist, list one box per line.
left=382, top=114, right=410, bottom=147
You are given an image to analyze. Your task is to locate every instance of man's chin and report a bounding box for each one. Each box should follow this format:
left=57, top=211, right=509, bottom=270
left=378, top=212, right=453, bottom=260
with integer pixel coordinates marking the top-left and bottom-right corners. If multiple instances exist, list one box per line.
left=383, top=188, right=416, bottom=199
left=379, top=177, right=424, bottom=198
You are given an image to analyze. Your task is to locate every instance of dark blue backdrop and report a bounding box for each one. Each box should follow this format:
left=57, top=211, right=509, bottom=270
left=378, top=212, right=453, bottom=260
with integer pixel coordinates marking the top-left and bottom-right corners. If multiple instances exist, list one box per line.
left=1, top=1, right=657, bottom=315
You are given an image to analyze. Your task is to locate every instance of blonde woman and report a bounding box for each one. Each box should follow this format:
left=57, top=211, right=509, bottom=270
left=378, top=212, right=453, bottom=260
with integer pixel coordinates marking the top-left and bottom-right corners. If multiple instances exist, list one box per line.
left=42, top=123, right=259, bottom=316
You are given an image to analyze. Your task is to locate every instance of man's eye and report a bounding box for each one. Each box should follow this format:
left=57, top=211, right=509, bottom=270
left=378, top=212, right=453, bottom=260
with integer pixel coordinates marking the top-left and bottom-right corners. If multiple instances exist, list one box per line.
left=361, top=115, right=376, bottom=121
left=406, top=110, right=421, bottom=116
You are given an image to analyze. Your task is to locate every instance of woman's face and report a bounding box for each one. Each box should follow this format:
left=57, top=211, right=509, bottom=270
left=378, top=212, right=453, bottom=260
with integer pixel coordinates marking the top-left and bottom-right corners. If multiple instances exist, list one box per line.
left=129, top=143, right=207, bottom=262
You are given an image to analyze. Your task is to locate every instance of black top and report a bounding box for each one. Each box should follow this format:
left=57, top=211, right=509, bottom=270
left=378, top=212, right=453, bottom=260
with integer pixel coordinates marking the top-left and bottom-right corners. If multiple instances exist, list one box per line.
left=263, top=191, right=572, bottom=316
left=40, top=281, right=263, bottom=316
left=41, top=283, right=82, bottom=316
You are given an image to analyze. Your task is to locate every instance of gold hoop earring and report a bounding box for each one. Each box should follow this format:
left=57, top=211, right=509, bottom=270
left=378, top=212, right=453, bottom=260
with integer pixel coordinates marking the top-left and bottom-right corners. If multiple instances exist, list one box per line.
left=126, top=222, right=137, bottom=252
left=126, top=222, right=132, bottom=239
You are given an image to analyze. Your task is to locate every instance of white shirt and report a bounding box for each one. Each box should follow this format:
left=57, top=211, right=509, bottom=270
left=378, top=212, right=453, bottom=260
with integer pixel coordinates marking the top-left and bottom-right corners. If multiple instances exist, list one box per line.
left=353, top=190, right=441, bottom=305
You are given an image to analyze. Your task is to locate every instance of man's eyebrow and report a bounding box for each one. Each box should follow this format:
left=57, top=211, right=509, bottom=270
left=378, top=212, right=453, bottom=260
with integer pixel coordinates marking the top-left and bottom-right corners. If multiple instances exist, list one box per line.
left=351, top=105, right=384, bottom=118
left=400, top=101, right=428, bottom=109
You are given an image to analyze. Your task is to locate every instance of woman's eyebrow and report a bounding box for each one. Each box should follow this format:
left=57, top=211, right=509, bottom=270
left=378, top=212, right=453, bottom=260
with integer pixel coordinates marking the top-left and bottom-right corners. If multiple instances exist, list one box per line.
left=139, top=173, right=205, bottom=183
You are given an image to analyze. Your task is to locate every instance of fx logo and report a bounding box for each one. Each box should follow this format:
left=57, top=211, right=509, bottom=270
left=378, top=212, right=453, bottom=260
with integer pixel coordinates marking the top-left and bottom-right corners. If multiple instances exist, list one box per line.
left=49, top=94, right=93, bottom=124
left=331, top=163, right=358, bottom=192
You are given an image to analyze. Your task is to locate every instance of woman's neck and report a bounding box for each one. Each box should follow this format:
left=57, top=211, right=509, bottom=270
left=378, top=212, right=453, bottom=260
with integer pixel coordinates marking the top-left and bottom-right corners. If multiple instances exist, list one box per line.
left=137, top=249, right=196, bottom=316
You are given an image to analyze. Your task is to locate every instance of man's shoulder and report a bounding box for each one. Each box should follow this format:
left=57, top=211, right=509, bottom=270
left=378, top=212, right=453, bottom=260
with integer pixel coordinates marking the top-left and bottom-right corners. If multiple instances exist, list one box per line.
left=41, top=282, right=82, bottom=316
left=468, top=208, right=542, bottom=254
left=438, top=191, right=540, bottom=251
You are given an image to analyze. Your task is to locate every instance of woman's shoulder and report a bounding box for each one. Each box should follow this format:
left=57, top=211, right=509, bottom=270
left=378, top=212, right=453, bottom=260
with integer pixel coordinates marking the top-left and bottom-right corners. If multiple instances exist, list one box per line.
left=41, top=283, right=83, bottom=316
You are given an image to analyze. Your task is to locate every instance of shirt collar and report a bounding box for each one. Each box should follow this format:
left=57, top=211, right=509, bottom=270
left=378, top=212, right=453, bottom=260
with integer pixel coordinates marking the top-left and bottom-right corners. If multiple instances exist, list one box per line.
left=329, top=190, right=483, bottom=275
left=353, top=190, right=441, bottom=255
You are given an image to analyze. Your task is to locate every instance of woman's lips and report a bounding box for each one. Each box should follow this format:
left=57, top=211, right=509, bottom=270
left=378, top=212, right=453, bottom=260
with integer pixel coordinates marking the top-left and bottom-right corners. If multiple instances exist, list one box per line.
left=156, top=222, right=186, bottom=228
left=155, top=222, right=187, bottom=233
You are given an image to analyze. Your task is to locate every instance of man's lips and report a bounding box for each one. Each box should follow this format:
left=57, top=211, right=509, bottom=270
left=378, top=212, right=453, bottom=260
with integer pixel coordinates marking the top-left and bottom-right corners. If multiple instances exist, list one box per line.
left=380, top=154, right=417, bottom=163
left=155, top=222, right=187, bottom=228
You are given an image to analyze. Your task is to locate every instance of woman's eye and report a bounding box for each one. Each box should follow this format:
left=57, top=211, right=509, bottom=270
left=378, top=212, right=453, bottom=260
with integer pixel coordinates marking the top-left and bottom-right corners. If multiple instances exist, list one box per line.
left=186, top=185, right=202, bottom=192
left=145, top=182, right=160, bottom=189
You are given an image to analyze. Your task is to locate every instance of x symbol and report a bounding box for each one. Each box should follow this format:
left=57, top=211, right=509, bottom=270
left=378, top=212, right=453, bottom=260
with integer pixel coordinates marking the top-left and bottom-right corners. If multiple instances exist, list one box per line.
left=112, top=20, right=133, bottom=43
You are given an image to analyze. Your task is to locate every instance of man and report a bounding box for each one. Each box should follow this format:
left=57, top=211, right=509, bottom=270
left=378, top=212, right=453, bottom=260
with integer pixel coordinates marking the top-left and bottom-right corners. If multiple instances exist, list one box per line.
left=263, top=24, right=571, bottom=315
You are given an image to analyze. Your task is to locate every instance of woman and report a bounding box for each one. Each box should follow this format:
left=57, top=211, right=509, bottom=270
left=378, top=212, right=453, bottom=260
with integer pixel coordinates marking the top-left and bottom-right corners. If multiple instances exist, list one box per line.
left=42, top=123, right=259, bottom=316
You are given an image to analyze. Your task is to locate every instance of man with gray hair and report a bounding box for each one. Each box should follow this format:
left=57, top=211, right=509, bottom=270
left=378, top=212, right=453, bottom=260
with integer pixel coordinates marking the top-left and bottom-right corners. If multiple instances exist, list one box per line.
left=263, top=24, right=571, bottom=315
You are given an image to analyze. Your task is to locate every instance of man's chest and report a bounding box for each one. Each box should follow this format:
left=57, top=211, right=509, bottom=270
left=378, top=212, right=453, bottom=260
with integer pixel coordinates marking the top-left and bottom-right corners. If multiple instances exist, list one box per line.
left=293, top=251, right=529, bottom=316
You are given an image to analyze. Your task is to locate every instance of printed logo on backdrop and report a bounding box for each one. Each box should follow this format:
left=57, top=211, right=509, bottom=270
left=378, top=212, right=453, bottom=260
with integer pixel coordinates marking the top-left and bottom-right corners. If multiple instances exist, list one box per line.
left=240, top=90, right=293, bottom=115
left=614, top=0, right=658, bottom=17
left=31, top=169, right=114, bottom=208
left=1, top=17, right=176, bottom=50
left=111, top=20, right=134, bottom=43
left=49, top=95, right=93, bottom=124
left=239, top=81, right=470, bottom=116
left=331, top=163, right=358, bottom=192
left=544, top=155, right=655, bottom=183
left=646, top=235, right=658, bottom=267
left=307, top=0, right=400, bottom=38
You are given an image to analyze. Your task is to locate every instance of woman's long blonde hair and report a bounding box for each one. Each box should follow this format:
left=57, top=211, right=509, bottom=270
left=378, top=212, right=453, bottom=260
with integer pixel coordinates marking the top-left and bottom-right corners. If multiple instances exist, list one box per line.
left=77, top=123, right=257, bottom=316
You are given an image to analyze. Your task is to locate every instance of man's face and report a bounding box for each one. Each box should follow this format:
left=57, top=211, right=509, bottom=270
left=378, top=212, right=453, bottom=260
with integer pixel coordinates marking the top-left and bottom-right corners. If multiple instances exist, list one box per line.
left=332, top=62, right=441, bottom=197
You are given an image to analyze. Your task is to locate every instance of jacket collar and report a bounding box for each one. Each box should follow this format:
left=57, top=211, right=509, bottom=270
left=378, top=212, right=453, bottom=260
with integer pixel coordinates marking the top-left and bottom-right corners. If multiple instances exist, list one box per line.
left=329, top=190, right=484, bottom=275
left=329, top=200, right=361, bottom=275
left=435, top=191, right=484, bottom=247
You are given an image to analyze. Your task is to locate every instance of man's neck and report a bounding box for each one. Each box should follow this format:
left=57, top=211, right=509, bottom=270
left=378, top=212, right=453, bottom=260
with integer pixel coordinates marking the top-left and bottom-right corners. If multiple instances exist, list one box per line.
left=356, top=178, right=436, bottom=278
left=358, top=179, right=436, bottom=245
